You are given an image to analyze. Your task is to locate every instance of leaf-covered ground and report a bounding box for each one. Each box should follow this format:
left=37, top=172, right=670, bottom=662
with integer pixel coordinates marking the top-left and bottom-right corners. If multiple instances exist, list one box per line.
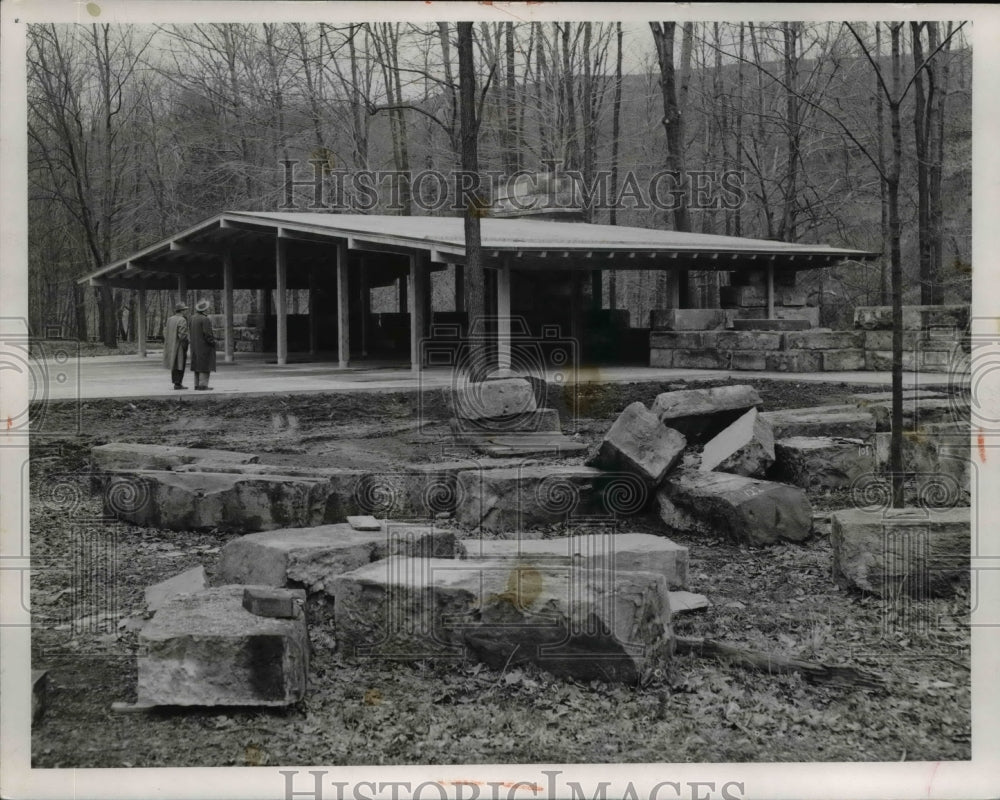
left=28, top=379, right=970, bottom=767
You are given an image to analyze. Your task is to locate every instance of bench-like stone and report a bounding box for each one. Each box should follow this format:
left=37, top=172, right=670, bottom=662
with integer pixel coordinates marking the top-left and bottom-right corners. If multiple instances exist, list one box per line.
left=650, top=385, right=762, bottom=443
left=456, top=465, right=632, bottom=531
left=91, top=443, right=259, bottom=473
left=101, top=469, right=360, bottom=532
left=657, top=470, right=812, bottom=545
left=137, top=585, right=308, bottom=707
left=331, top=557, right=672, bottom=683
left=851, top=389, right=948, bottom=405
left=700, top=408, right=775, bottom=478
left=773, top=436, right=874, bottom=491
left=216, top=523, right=460, bottom=593
left=460, top=532, right=689, bottom=589
left=452, top=377, right=537, bottom=420
left=831, top=507, right=970, bottom=597
left=761, top=405, right=876, bottom=440
left=585, top=402, right=686, bottom=487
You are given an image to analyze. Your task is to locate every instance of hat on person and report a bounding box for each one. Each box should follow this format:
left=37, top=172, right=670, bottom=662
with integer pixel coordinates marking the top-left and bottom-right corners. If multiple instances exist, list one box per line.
left=195, top=299, right=211, bottom=313
left=175, top=302, right=188, bottom=312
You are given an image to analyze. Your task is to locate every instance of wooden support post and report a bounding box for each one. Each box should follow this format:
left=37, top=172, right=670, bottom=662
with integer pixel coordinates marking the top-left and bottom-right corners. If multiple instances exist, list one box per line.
left=398, top=275, right=408, bottom=313
left=591, top=270, right=602, bottom=309
left=177, top=274, right=188, bottom=308
left=569, top=271, right=582, bottom=353
left=276, top=237, right=288, bottom=365
left=308, top=269, right=319, bottom=356
left=336, top=242, right=350, bottom=369
left=359, top=259, right=369, bottom=358
left=223, top=252, right=234, bottom=363
left=767, top=261, right=775, bottom=320
left=497, top=260, right=512, bottom=372
left=454, top=263, right=465, bottom=312
left=410, top=253, right=427, bottom=373
left=136, top=289, right=147, bottom=357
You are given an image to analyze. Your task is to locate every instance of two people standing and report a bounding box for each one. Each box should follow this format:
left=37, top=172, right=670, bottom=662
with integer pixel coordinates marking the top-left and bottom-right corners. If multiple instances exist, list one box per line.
left=163, top=299, right=217, bottom=390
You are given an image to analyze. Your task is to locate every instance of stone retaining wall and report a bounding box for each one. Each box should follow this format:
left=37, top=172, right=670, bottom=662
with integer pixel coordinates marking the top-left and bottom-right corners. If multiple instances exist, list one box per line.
left=649, top=304, right=969, bottom=372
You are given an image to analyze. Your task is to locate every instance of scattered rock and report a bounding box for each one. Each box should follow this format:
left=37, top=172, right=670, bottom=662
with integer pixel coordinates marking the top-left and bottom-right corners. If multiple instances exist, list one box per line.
left=585, top=402, right=687, bottom=487
left=216, top=523, right=461, bottom=594
left=460, top=532, right=689, bottom=589
left=657, top=470, right=812, bottom=545
left=668, top=591, right=712, bottom=614
left=145, top=566, right=207, bottom=612
left=831, top=507, right=971, bottom=597
left=773, top=436, right=874, bottom=491
left=331, top=557, right=672, bottom=683
left=137, top=585, right=309, bottom=707
left=700, top=408, right=775, bottom=478
left=347, top=515, right=382, bottom=531
left=452, top=377, right=537, bottom=420
left=650, top=385, right=762, bottom=443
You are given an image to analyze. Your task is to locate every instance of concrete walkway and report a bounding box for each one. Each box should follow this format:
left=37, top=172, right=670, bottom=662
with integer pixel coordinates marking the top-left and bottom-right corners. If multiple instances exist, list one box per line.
left=35, top=350, right=957, bottom=402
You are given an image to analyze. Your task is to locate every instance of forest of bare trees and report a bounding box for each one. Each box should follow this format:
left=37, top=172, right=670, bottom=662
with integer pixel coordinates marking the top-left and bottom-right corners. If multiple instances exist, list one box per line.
left=26, top=20, right=971, bottom=346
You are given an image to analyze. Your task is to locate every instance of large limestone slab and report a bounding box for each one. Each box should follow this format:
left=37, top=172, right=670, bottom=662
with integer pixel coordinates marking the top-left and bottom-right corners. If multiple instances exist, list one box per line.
left=650, top=308, right=725, bottom=331
left=773, top=436, right=874, bottom=491
left=585, top=402, right=686, bottom=487
left=784, top=330, right=865, bottom=350
left=851, top=389, right=948, bottom=405
left=862, top=397, right=963, bottom=431
left=460, top=532, right=689, bottom=589
left=871, top=422, right=971, bottom=503
left=732, top=318, right=811, bottom=332
left=331, top=557, right=672, bottom=683
left=216, top=523, right=460, bottom=593
left=831, top=507, right=970, bottom=597
left=92, top=443, right=258, bottom=473
left=145, top=566, right=207, bottom=612
left=700, top=408, right=775, bottom=478
left=451, top=408, right=561, bottom=434
left=452, top=378, right=537, bottom=420
left=467, top=432, right=589, bottom=458
left=137, top=585, right=308, bottom=707
left=100, top=469, right=358, bottom=532
left=854, top=304, right=969, bottom=332
left=657, top=470, right=812, bottom=545
left=761, top=405, right=876, bottom=440
left=456, top=465, right=640, bottom=531
left=650, top=385, right=762, bottom=443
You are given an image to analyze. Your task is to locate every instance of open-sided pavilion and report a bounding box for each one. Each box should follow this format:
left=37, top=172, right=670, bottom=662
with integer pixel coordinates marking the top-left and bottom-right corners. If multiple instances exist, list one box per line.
left=79, top=211, right=878, bottom=371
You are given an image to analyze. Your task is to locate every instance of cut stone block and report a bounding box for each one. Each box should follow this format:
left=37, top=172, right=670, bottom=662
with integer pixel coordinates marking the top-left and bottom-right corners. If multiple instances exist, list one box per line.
left=773, top=436, right=874, bottom=491
left=145, top=566, right=207, bottom=612
left=731, top=318, right=811, bottom=332
left=712, top=331, right=784, bottom=351
left=821, top=349, right=867, bottom=371
left=242, top=586, right=306, bottom=619
left=669, top=591, right=711, bottom=614
left=765, top=350, right=823, bottom=372
left=761, top=405, right=876, bottom=440
left=851, top=389, right=948, bottom=405
left=347, top=515, right=382, bottom=531
left=650, top=385, right=762, bottom=443
left=778, top=288, right=808, bottom=306
left=657, top=470, right=812, bottom=545
left=872, top=423, right=971, bottom=502
left=91, top=443, right=258, bottom=473
left=100, top=469, right=361, bottom=532
left=784, top=330, right=865, bottom=350
left=650, top=308, right=725, bottom=331
left=450, top=408, right=561, bottom=434
left=455, top=465, right=643, bottom=532
left=730, top=352, right=768, bottom=371
left=137, top=585, right=308, bottom=707
left=216, top=523, right=460, bottom=594
left=854, top=304, right=969, bottom=332
left=585, top=402, right=686, bottom=487
left=459, top=532, right=689, bottom=589
left=671, top=349, right=727, bottom=369
left=452, top=377, right=537, bottom=420
left=700, top=408, right=775, bottom=478
left=720, top=284, right=767, bottom=308
left=862, top=330, right=924, bottom=351
left=331, top=557, right=672, bottom=683
left=650, top=349, right=674, bottom=368
left=831, top=507, right=970, bottom=597
left=649, top=331, right=707, bottom=349
left=467, top=432, right=589, bottom=458
left=863, top=397, right=963, bottom=431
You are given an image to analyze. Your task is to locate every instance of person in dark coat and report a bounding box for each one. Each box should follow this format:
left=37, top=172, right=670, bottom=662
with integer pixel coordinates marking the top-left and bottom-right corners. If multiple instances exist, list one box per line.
left=162, top=302, right=189, bottom=389
left=189, top=299, right=217, bottom=390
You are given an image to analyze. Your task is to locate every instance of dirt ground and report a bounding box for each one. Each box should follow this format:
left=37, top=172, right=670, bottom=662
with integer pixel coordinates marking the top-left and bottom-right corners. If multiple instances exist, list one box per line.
left=28, top=377, right=970, bottom=766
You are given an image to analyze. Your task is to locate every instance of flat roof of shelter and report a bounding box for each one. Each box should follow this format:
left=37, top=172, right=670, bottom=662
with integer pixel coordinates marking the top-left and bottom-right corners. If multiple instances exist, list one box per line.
left=80, top=211, right=878, bottom=289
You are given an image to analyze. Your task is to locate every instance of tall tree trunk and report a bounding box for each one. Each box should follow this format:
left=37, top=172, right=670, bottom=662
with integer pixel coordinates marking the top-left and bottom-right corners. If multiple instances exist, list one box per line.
left=875, top=23, right=890, bottom=304
left=911, top=22, right=933, bottom=304
left=888, top=23, right=905, bottom=509
left=503, top=21, right=518, bottom=175
left=781, top=22, right=800, bottom=242
left=929, top=22, right=949, bottom=304
left=458, top=21, right=488, bottom=379
left=608, top=22, right=622, bottom=308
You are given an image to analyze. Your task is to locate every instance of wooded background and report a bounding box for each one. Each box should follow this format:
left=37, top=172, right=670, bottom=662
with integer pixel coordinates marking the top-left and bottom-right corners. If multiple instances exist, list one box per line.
left=26, top=20, right=971, bottom=346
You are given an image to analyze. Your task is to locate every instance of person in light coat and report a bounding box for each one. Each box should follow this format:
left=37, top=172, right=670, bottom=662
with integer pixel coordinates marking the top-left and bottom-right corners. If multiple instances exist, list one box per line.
left=189, top=299, right=217, bottom=390
left=162, top=302, right=189, bottom=390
